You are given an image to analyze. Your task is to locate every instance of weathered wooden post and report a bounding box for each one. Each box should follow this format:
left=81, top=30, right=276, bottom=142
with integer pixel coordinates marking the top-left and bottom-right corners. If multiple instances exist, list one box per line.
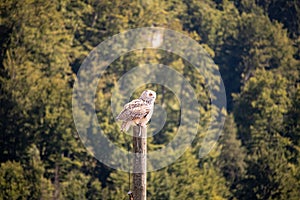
left=132, top=126, right=147, bottom=200
left=130, top=27, right=163, bottom=200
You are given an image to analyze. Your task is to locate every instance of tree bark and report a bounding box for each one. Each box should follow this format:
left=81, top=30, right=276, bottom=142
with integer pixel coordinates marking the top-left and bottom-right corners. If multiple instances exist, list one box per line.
left=53, top=162, right=60, bottom=200
left=132, top=126, right=147, bottom=200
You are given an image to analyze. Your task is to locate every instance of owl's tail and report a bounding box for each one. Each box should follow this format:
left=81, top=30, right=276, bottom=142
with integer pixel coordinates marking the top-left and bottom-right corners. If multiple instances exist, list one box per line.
left=121, top=121, right=132, bottom=132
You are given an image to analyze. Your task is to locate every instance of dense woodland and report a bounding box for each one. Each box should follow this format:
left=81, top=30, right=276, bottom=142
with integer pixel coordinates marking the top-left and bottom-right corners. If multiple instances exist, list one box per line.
left=0, top=0, right=300, bottom=199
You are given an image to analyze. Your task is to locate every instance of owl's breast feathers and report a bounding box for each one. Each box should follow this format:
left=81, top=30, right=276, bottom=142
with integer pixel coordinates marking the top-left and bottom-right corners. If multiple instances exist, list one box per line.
left=116, top=99, right=152, bottom=122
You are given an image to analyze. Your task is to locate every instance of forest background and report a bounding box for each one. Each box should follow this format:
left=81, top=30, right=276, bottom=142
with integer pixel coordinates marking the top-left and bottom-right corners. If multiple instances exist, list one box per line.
left=0, top=0, right=300, bottom=199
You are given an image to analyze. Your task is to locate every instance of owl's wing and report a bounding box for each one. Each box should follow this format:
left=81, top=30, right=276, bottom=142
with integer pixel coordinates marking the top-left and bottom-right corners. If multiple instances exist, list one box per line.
left=116, top=99, right=151, bottom=121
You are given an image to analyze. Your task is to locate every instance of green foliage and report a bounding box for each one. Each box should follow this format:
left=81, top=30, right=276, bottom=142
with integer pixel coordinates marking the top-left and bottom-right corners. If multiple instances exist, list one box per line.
left=86, top=179, right=102, bottom=200
left=254, top=0, right=300, bottom=39
left=0, top=161, right=30, bottom=200
left=234, top=69, right=290, bottom=146
left=234, top=68, right=300, bottom=198
left=0, top=0, right=300, bottom=199
left=147, top=149, right=230, bottom=199
left=23, top=144, right=53, bottom=199
left=217, top=114, right=247, bottom=196
left=61, top=170, right=90, bottom=200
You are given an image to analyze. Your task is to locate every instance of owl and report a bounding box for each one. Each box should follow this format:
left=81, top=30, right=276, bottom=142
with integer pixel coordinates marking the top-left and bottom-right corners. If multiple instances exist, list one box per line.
left=116, top=90, right=156, bottom=135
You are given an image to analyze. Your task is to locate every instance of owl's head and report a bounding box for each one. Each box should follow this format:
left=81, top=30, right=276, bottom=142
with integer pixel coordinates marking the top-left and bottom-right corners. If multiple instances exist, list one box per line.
left=140, top=90, right=156, bottom=104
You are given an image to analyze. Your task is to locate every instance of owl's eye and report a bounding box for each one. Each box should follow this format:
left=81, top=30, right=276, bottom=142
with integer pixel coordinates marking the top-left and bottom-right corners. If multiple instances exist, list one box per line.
left=149, top=93, right=153, bottom=97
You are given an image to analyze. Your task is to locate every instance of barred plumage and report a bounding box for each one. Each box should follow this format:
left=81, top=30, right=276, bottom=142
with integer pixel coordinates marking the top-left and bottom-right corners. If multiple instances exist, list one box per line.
left=116, top=90, right=156, bottom=133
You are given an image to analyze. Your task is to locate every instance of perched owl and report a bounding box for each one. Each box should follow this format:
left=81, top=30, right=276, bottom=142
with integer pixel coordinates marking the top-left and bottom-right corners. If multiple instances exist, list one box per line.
left=116, top=90, right=156, bottom=135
